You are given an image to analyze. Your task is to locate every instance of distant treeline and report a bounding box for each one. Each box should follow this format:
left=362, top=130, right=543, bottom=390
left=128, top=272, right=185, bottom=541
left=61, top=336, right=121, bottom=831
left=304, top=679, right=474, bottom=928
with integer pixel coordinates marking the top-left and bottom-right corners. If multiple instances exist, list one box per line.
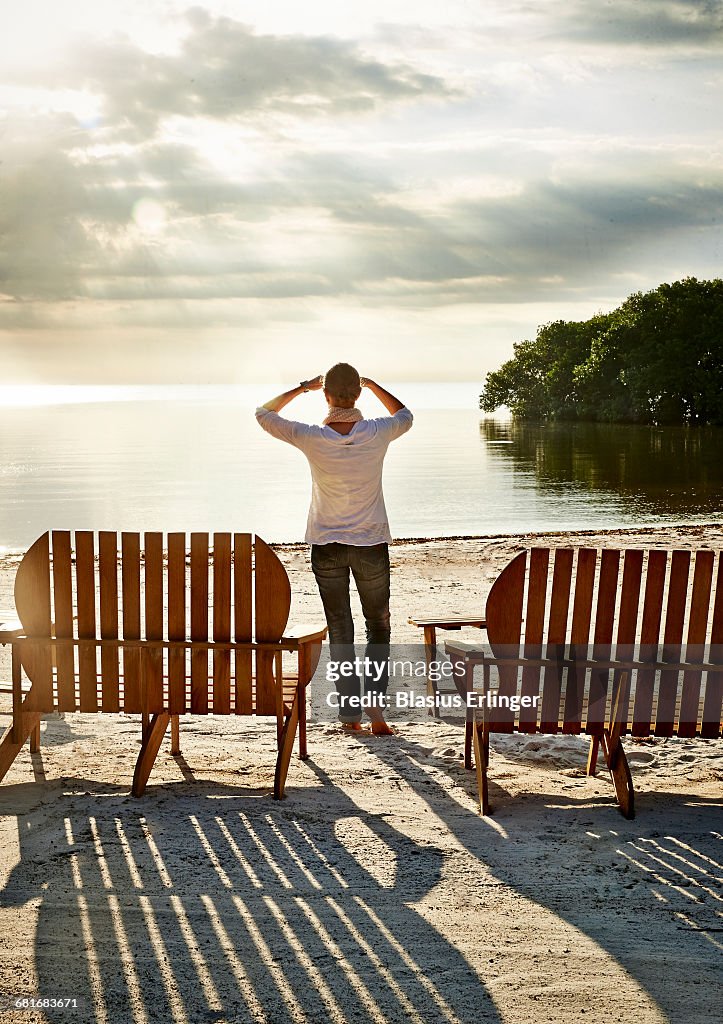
left=480, top=278, right=723, bottom=424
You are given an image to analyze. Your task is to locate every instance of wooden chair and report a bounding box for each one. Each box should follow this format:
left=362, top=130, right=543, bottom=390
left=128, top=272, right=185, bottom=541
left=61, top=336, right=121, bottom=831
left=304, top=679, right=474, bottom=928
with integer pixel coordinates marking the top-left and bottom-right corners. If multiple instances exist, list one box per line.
left=444, top=548, right=723, bottom=819
left=0, top=531, right=326, bottom=798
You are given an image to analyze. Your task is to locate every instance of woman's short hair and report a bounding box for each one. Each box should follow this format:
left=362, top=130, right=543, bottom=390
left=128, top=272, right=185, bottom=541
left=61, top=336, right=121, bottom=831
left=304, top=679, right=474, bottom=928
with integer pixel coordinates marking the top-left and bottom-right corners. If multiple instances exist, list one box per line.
left=324, top=363, right=361, bottom=402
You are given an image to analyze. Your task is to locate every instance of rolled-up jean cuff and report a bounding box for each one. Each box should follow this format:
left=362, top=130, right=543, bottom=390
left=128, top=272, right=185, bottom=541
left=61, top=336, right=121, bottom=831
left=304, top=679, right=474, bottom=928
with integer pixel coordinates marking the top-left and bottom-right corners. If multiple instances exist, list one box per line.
left=337, top=697, right=362, bottom=723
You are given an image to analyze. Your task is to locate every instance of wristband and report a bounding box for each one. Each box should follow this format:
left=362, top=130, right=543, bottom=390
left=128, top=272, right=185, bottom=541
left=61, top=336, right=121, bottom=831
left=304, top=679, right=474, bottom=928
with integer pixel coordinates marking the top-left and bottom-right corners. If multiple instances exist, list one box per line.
left=299, top=381, right=310, bottom=392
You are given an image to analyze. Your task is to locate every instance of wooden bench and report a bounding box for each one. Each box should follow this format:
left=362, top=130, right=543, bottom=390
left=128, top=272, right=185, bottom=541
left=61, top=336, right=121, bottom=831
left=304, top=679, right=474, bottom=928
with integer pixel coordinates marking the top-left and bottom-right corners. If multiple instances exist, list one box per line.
left=443, top=547, right=723, bottom=819
left=0, top=531, right=326, bottom=798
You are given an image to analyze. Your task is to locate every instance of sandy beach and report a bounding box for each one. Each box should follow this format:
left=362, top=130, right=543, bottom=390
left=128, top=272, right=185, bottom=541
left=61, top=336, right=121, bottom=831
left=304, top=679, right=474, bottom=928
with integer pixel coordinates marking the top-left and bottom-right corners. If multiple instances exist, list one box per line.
left=0, top=524, right=721, bottom=1023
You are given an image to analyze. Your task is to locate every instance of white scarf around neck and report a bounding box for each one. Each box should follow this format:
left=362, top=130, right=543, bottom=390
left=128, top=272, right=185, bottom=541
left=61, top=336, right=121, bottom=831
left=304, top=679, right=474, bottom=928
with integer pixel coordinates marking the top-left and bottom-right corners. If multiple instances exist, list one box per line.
left=323, top=407, right=364, bottom=425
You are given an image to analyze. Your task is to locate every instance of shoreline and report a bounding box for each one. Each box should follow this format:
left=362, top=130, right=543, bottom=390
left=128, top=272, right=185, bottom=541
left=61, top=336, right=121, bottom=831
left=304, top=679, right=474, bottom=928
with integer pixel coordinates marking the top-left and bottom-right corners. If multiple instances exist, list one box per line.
left=279, top=519, right=723, bottom=549
left=2, top=520, right=722, bottom=562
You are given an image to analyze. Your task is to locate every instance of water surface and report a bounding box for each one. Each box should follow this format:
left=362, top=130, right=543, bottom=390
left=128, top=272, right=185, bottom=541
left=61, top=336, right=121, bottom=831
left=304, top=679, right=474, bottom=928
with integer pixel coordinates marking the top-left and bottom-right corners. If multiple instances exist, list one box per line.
left=1, top=387, right=721, bottom=552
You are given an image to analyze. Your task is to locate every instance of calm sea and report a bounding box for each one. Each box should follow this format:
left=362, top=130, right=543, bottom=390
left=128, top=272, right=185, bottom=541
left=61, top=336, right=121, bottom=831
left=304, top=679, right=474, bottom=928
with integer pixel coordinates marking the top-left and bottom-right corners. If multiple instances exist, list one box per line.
left=1, top=384, right=722, bottom=553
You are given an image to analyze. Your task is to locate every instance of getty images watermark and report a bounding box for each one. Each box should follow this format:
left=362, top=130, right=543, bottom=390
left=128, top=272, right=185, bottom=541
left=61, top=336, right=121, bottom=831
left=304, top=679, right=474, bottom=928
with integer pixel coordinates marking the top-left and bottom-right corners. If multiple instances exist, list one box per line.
left=323, top=655, right=541, bottom=714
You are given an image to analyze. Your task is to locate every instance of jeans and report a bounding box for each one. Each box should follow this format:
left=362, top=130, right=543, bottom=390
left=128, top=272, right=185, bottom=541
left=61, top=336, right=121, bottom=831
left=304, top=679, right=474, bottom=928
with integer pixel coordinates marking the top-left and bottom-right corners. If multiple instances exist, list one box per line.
left=311, top=542, right=391, bottom=723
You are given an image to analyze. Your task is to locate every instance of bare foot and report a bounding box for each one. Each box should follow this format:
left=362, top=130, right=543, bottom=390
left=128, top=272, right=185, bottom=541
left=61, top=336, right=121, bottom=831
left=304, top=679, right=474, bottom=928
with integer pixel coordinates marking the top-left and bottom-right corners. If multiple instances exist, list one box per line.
left=370, top=721, right=398, bottom=736
left=341, top=722, right=372, bottom=735
left=363, top=703, right=398, bottom=736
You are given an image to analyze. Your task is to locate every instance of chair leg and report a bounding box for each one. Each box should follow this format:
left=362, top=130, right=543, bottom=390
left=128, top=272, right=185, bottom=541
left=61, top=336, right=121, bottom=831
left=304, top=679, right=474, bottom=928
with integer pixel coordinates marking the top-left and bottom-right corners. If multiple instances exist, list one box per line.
left=424, top=626, right=439, bottom=718
left=132, top=712, right=170, bottom=797
left=587, top=735, right=600, bottom=776
left=459, top=657, right=474, bottom=769
left=297, top=646, right=309, bottom=761
left=274, top=691, right=300, bottom=800
left=472, top=721, right=490, bottom=815
left=601, top=729, right=635, bottom=820
left=170, top=715, right=180, bottom=755
left=0, top=712, right=43, bottom=784
left=29, top=721, right=41, bottom=753
left=298, top=684, right=308, bottom=761
left=464, top=720, right=473, bottom=770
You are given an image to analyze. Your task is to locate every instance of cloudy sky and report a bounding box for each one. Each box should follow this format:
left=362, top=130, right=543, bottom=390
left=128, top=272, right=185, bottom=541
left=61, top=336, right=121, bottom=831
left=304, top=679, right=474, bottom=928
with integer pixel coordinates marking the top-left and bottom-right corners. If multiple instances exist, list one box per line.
left=1, top=1, right=722, bottom=385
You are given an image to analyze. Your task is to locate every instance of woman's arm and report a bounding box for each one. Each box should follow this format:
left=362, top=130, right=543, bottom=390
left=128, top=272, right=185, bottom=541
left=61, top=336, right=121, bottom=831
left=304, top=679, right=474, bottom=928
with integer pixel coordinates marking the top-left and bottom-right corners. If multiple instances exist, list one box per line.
left=361, top=378, right=405, bottom=415
left=261, top=375, right=323, bottom=413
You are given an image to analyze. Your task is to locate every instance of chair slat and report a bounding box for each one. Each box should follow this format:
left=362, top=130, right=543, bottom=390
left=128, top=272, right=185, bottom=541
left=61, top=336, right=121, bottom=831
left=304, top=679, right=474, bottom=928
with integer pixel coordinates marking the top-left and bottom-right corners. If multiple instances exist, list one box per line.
left=563, top=548, right=597, bottom=733
left=254, top=537, right=291, bottom=716
left=701, top=552, right=723, bottom=738
left=678, top=550, right=714, bottom=737
left=616, top=550, right=644, bottom=646
left=548, top=549, right=573, bottom=643
left=254, top=537, right=291, bottom=641
left=486, top=550, right=527, bottom=731
left=632, top=550, right=667, bottom=736
left=98, top=532, right=120, bottom=712
left=234, top=533, right=253, bottom=713
left=76, top=531, right=97, bottom=712
left=587, top=550, right=620, bottom=734
left=255, top=653, right=277, bottom=718
left=14, top=532, right=52, bottom=635
left=190, top=533, right=209, bottom=714
left=167, top=533, right=187, bottom=715
left=613, top=549, right=644, bottom=733
left=540, top=549, right=573, bottom=732
left=13, top=533, right=53, bottom=712
left=121, top=533, right=142, bottom=713
left=52, top=530, right=76, bottom=712
left=518, top=548, right=548, bottom=732
left=212, top=533, right=231, bottom=715
left=656, top=550, right=690, bottom=736
left=144, top=533, right=164, bottom=714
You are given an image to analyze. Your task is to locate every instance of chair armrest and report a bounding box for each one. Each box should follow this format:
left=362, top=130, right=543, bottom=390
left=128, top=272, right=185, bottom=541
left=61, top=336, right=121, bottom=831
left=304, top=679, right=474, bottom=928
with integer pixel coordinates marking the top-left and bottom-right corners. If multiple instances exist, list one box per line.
left=409, top=614, right=486, bottom=631
left=0, top=620, right=23, bottom=643
left=444, top=640, right=490, bottom=662
left=283, top=624, right=328, bottom=644
left=0, top=611, right=77, bottom=644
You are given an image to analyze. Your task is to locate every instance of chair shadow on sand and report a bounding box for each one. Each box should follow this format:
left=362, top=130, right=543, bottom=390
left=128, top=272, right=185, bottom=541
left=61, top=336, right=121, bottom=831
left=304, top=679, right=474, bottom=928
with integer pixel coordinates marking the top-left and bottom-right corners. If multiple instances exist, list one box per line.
left=364, top=730, right=723, bottom=1024
left=1, top=719, right=721, bottom=1024
left=0, top=731, right=502, bottom=1024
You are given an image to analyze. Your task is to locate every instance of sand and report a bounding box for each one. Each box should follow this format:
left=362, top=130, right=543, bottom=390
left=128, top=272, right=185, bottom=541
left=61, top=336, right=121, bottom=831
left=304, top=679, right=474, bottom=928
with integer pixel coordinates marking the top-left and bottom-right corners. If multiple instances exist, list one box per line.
left=0, top=524, right=721, bottom=1023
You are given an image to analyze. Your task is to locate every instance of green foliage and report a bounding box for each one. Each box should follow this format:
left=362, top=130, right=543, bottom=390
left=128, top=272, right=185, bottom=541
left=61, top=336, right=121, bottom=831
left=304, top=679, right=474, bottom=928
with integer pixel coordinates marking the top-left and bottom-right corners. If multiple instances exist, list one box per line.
left=480, top=278, right=723, bottom=424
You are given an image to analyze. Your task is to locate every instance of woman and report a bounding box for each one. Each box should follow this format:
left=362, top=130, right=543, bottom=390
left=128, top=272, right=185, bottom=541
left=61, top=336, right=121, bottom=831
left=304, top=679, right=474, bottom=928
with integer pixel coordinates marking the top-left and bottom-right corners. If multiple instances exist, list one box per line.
left=256, top=364, right=413, bottom=733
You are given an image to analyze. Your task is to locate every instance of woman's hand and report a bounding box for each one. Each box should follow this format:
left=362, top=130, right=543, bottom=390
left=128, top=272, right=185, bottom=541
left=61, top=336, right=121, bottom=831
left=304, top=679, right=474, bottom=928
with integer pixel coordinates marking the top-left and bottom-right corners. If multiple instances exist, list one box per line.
left=359, top=378, right=405, bottom=414
left=261, top=374, right=323, bottom=412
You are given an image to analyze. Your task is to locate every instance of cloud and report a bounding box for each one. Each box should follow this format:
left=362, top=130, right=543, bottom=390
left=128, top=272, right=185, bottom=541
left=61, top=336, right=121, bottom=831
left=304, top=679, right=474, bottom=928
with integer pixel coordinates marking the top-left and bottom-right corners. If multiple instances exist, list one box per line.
left=449, top=172, right=723, bottom=276
left=0, top=8, right=459, bottom=310
left=3, top=121, right=721, bottom=318
left=1, top=3, right=722, bottom=360
left=20, top=8, right=453, bottom=140
left=0, top=115, right=100, bottom=301
left=550, top=0, right=723, bottom=49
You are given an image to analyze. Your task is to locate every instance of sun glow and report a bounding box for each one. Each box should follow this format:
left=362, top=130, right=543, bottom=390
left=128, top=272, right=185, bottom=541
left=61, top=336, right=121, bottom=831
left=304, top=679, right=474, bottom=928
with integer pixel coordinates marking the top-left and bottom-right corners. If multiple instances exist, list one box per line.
left=0, top=385, right=149, bottom=407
